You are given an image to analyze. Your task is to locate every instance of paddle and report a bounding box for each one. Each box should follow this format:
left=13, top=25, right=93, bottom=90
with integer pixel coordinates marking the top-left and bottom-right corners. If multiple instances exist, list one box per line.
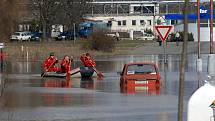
left=92, top=67, right=104, bottom=79
left=86, top=54, right=104, bottom=78
left=41, top=59, right=57, bottom=78
left=66, top=56, right=73, bottom=80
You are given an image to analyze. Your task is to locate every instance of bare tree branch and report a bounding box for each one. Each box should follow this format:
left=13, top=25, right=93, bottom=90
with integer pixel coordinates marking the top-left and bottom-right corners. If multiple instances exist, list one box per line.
left=0, top=0, right=20, bottom=41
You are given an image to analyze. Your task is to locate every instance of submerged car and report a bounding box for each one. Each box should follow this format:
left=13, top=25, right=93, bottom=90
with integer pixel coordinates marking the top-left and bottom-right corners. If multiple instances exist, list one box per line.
left=120, top=62, right=161, bottom=94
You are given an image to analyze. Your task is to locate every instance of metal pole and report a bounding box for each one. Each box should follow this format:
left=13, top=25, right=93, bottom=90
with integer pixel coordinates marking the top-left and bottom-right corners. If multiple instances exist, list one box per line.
left=73, top=23, right=76, bottom=44
left=26, top=47, right=29, bottom=73
left=163, top=41, right=167, bottom=64
left=197, top=0, right=201, bottom=58
left=116, top=4, right=119, bottom=15
left=196, top=0, right=202, bottom=88
left=0, top=49, right=3, bottom=71
left=153, top=3, right=156, bottom=34
left=178, top=0, right=189, bottom=121
left=213, top=108, right=215, bottom=121
left=210, top=0, right=214, bottom=54
left=166, top=4, right=168, bottom=14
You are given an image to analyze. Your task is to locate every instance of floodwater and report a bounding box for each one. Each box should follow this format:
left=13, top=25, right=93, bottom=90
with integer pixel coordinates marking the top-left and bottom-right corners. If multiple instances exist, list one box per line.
left=0, top=54, right=211, bottom=121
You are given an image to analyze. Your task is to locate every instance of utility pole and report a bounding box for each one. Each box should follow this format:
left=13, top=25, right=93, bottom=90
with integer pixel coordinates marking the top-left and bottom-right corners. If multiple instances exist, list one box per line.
left=196, top=0, right=202, bottom=88
left=210, top=0, right=214, bottom=54
left=178, top=0, right=189, bottom=121
left=208, top=0, right=215, bottom=77
left=197, top=0, right=200, bottom=59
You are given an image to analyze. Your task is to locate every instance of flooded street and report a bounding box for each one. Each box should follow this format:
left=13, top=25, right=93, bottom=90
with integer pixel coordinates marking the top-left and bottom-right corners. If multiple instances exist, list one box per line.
left=0, top=54, right=210, bottom=121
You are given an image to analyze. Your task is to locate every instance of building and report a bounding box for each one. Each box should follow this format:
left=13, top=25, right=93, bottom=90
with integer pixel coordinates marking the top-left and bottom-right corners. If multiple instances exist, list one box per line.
left=85, top=1, right=163, bottom=39
left=166, top=4, right=215, bottom=41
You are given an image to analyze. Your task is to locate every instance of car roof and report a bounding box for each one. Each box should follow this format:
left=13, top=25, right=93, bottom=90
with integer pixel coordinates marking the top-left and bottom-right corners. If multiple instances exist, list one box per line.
left=15, top=31, right=30, bottom=33
left=125, top=62, right=157, bottom=66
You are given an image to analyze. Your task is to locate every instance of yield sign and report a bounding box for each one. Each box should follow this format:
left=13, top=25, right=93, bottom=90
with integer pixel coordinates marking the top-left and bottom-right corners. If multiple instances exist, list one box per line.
left=155, top=25, right=173, bottom=42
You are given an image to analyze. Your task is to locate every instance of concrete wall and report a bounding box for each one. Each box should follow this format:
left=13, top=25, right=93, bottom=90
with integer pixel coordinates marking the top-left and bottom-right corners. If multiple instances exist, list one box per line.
left=174, top=23, right=215, bottom=41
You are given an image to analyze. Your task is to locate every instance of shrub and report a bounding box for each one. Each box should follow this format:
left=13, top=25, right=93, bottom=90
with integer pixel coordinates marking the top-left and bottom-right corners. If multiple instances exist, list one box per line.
left=167, top=32, right=194, bottom=42
left=82, top=29, right=116, bottom=52
left=179, top=32, right=194, bottom=41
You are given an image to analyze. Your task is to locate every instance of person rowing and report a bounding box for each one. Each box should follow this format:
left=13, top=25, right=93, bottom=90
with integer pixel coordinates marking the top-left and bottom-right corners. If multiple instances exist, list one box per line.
left=69, top=53, right=103, bottom=78
left=80, top=53, right=103, bottom=77
left=60, top=55, right=72, bottom=73
left=42, top=53, right=73, bottom=77
left=43, top=52, right=61, bottom=73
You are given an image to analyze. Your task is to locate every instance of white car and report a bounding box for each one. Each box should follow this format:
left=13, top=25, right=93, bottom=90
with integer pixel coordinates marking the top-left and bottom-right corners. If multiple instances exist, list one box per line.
left=10, top=32, right=31, bottom=41
left=141, top=34, right=155, bottom=41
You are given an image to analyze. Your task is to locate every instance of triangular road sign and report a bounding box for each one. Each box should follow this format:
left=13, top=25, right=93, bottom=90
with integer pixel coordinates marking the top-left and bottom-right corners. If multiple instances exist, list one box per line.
left=155, top=25, right=173, bottom=42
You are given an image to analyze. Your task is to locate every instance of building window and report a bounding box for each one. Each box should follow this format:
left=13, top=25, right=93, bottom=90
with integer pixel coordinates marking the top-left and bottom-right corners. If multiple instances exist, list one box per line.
left=118, top=21, right=121, bottom=26
left=122, top=20, right=126, bottom=26
left=134, top=6, right=141, bottom=13
left=147, top=20, right=152, bottom=25
left=132, top=20, right=136, bottom=26
left=140, top=20, right=145, bottom=25
left=107, top=21, right=112, bottom=27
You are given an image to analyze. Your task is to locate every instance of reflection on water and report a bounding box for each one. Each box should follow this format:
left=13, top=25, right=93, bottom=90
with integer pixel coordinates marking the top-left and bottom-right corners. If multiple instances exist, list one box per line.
left=5, top=54, right=210, bottom=74
left=43, top=78, right=72, bottom=88
left=42, top=77, right=96, bottom=90
left=120, top=84, right=161, bottom=95
left=0, top=54, right=207, bottom=121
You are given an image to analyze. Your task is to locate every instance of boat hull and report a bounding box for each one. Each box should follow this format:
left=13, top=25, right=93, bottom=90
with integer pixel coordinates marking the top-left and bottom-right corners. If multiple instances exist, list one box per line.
left=42, top=67, right=97, bottom=78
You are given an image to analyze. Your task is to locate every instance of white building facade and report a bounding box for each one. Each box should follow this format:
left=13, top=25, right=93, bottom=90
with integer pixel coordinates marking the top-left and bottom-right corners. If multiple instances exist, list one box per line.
left=174, top=23, right=215, bottom=41
left=86, top=15, right=162, bottom=33
left=85, top=1, right=165, bottom=39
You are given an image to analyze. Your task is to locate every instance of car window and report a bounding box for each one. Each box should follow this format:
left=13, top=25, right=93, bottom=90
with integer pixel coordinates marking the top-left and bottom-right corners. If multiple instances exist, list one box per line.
left=127, top=64, right=156, bottom=75
left=14, top=33, right=20, bottom=36
left=122, top=65, right=126, bottom=75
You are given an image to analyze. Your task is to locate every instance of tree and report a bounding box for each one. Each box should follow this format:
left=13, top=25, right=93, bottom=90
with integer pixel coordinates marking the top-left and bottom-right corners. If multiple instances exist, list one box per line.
left=30, top=0, right=62, bottom=40
left=178, top=0, right=189, bottom=121
left=0, top=0, right=19, bottom=41
left=30, top=0, right=92, bottom=40
left=62, top=0, right=92, bottom=30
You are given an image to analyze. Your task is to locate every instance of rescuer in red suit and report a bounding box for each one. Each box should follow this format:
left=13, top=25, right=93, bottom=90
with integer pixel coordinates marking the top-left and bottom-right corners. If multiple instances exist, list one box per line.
left=80, top=53, right=96, bottom=67
left=60, top=55, right=72, bottom=73
left=43, top=52, right=61, bottom=72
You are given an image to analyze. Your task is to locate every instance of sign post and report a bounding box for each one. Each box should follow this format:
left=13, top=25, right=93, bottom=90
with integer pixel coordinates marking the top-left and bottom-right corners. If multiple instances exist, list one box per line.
left=0, top=43, right=4, bottom=97
left=0, top=43, right=4, bottom=71
left=155, top=25, right=173, bottom=64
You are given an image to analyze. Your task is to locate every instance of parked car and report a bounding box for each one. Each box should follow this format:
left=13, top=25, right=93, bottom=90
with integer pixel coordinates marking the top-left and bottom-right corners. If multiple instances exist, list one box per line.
left=120, top=62, right=161, bottom=93
left=10, top=32, right=31, bottom=41
left=56, top=31, right=78, bottom=40
left=141, top=34, right=155, bottom=41
left=30, top=32, right=42, bottom=41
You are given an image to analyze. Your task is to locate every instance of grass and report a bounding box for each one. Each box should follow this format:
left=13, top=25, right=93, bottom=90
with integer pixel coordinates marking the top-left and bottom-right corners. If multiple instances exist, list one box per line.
left=3, top=39, right=153, bottom=60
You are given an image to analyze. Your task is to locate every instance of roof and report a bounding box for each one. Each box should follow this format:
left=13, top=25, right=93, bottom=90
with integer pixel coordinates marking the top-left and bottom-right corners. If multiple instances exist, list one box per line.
left=125, top=62, right=157, bottom=66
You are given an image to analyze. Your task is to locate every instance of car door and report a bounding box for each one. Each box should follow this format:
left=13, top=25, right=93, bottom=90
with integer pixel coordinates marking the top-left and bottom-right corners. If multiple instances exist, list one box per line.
left=24, top=33, right=29, bottom=40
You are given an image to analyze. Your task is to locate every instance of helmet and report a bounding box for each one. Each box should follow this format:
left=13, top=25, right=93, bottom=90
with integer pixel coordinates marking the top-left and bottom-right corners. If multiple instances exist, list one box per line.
left=49, top=52, right=55, bottom=56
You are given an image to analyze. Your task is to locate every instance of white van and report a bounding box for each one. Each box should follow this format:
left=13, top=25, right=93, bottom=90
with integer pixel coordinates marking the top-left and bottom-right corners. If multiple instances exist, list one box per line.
left=10, top=32, right=31, bottom=41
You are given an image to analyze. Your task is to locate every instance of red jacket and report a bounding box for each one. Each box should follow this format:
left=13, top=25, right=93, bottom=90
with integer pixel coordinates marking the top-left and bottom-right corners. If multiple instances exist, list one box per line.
left=60, top=59, right=71, bottom=73
left=80, top=55, right=96, bottom=67
left=43, top=57, right=59, bottom=72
